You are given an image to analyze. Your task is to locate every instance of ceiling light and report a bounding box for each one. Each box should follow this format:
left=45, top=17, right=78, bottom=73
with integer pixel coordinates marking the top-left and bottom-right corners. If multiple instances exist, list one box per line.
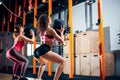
left=0, top=1, right=2, bottom=5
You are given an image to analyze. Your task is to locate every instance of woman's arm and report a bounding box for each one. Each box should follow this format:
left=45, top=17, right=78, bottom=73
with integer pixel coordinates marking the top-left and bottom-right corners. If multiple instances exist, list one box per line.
left=51, top=28, right=64, bottom=44
left=13, top=33, right=16, bottom=40
left=56, top=27, right=64, bottom=40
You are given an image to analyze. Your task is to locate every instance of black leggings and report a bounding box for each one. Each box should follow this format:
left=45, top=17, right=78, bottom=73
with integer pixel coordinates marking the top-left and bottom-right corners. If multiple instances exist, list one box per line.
left=7, top=48, right=29, bottom=76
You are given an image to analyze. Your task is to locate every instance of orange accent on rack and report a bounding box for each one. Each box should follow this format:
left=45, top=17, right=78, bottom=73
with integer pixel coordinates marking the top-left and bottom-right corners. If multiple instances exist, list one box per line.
left=23, top=0, right=26, bottom=27
left=22, top=0, right=27, bottom=56
left=48, top=0, right=52, bottom=76
left=14, top=0, right=17, bottom=29
left=68, top=0, right=74, bottom=78
left=33, top=0, right=37, bottom=74
left=97, top=0, right=105, bottom=80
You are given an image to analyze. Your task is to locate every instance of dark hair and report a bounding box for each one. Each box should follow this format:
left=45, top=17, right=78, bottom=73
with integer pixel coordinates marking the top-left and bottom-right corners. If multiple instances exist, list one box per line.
left=52, top=19, right=65, bottom=35
left=53, top=19, right=70, bottom=35
left=53, top=19, right=65, bottom=30
left=37, top=14, right=49, bottom=32
left=14, top=24, right=21, bottom=33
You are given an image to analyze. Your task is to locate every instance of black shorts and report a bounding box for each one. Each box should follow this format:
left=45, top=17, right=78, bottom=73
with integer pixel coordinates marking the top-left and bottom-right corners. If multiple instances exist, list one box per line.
left=33, top=44, right=51, bottom=58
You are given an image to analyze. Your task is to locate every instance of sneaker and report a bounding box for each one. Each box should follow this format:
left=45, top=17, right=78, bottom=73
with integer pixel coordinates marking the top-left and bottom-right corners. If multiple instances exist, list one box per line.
left=12, top=75, right=18, bottom=80
left=19, top=77, right=28, bottom=80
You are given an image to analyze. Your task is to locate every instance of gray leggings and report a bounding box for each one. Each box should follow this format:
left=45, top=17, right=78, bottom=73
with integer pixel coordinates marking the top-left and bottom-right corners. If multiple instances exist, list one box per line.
left=7, top=48, right=29, bottom=76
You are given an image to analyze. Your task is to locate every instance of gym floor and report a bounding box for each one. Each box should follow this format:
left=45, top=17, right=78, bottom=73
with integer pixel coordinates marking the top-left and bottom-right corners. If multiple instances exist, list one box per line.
left=0, top=67, right=120, bottom=80
left=0, top=73, right=36, bottom=80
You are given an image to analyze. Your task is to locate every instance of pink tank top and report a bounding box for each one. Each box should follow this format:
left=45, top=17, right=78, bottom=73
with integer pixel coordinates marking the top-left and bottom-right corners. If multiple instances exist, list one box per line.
left=40, top=32, right=54, bottom=42
left=13, top=37, right=25, bottom=52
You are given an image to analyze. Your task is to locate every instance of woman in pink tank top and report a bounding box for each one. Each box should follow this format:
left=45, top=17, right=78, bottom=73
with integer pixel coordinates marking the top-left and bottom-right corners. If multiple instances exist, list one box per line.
left=6, top=24, right=35, bottom=80
left=33, top=14, right=66, bottom=80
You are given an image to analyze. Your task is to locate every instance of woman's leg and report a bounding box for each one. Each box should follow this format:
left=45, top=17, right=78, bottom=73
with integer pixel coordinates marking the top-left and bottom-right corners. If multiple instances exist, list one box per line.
left=41, top=51, right=66, bottom=80
left=14, top=55, right=29, bottom=77
left=35, top=57, right=48, bottom=79
left=7, top=49, right=20, bottom=78
left=20, top=58, right=29, bottom=77
left=8, top=49, right=29, bottom=77
left=8, top=56, right=20, bottom=78
left=13, top=61, right=20, bottom=76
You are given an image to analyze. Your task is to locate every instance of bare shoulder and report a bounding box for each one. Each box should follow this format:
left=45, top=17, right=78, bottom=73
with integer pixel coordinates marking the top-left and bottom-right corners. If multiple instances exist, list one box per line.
left=17, top=35, right=23, bottom=41
left=49, top=27, right=56, bottom=33
left=47, top=27, right=55, bottom=34
left=18, top=34, right=27, bottom=41
left=47, top=27, right=54, bottom=31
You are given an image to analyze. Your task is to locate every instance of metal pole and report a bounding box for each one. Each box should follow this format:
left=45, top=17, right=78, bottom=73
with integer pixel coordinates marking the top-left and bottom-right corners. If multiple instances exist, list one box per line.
left=89, top=3, right=93, bottom=30
left=33, top=0, right=37, bottom=74
left=68, top=0, right=74, bottom=78
left=22, top=0, right=26, bottom=56
left=6, top=1, right=10, bottom=71
left=48, top=0, right=52, bottom=76
left=97, top=0, right=105, bottom=80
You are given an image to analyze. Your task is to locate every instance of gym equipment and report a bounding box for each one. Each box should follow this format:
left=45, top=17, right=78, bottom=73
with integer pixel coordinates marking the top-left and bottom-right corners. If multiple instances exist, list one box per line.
left=53, top=19, right=70, bottom=35
left=24, top=25, right=37, bottom=38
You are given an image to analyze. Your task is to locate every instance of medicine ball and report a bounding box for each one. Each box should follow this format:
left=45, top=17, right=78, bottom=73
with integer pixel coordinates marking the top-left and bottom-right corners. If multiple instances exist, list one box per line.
left=24, top=25, right=37, bottom=38
left=53, top=19, right=65, bottom=35
left=53, top=19, right=70, bottom=35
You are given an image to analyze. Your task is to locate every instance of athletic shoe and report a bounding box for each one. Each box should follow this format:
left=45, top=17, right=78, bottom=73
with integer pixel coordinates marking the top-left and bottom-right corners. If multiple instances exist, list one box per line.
left=12, top=75, right=18, bottom=80
left=19, top=77, right=28, bottom=80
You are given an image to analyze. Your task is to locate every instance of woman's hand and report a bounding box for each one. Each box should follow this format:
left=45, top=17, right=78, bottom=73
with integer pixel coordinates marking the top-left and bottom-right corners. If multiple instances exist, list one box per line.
left=56, top=25, right=64, bottom=34
left=30, top=29, right=35, bottom=37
